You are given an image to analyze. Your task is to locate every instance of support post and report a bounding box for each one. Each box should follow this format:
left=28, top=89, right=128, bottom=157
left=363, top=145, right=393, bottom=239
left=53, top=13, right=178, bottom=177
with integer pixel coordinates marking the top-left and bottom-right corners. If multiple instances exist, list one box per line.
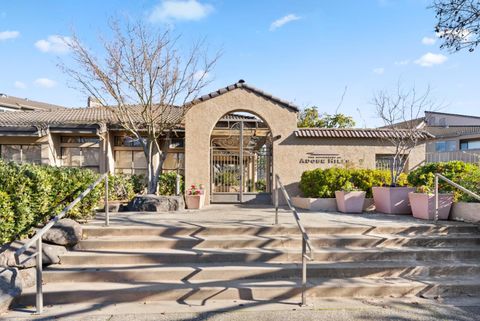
left=105, top=175, right=109, bottom=227
left=274, top=175, right=279, bottom=225
left=176, top=172, right=181, bottom=196
left=434, top=174, right=439, bottom=223
left=36, top=238, right=43, bottom=314
left=301, top=237, right=307, bottom=307
left=239, top=121, right=244, bottom=203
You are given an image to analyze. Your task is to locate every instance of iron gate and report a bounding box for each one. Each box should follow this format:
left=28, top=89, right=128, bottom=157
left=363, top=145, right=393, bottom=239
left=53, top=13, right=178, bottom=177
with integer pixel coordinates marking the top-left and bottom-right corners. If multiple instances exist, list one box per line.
left=210, top=121, right=272, bottom=203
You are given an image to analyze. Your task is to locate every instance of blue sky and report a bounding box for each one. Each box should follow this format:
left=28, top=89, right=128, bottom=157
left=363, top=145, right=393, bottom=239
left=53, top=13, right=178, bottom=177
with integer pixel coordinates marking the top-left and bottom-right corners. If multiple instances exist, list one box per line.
left=1, top=0, right=479, bottom=126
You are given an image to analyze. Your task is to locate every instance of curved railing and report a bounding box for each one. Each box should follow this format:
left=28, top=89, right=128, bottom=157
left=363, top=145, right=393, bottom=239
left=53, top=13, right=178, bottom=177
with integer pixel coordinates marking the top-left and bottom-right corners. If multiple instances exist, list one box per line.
left=274, top=174, right=313, bottom=306
left=14, top=173, right=109, bottom=314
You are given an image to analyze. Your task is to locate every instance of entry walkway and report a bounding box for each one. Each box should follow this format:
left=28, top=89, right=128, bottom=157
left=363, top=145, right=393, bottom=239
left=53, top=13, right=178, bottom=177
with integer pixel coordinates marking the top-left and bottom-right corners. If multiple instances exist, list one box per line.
left=90, top=203, right=471, bottom=230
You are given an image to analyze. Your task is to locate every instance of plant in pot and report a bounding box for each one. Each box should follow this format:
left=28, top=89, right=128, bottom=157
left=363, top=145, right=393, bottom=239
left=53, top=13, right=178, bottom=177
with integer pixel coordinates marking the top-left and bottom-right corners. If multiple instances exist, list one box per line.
left=185, top=184, right=205, bottom=209
left=335, top=182, right=366, bottom=214
left=371, top=84, right=434, bottom=214
left=408, top=185, right=454, bottom=220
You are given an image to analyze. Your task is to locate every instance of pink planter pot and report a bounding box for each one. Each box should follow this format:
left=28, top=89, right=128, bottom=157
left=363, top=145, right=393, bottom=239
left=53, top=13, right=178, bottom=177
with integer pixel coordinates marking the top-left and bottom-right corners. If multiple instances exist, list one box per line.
left=372, top=186, right=415, bottom=214
left=185, top=194, right=205, bottom=209
left=335, top=191, right=366, bottom=213
left=408, top=192, right=453, bottom=220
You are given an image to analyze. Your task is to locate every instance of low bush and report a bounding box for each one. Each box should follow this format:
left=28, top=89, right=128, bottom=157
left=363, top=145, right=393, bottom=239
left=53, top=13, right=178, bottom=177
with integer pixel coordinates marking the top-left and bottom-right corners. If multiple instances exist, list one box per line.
left=158, top=171, right=184, bottom=196
left=407, top=161, right=480, bottom=202
left=0, top=160, right=103, bottom=245
left=107, top=174, right=135, bottom=201
left=299, top=168, right=408, bottom=198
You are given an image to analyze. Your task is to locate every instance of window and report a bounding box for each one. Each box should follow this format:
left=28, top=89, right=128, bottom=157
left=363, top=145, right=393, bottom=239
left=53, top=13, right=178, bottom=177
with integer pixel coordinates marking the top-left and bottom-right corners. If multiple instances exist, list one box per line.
left=0, top=144, right=41, bottom=164
left=435, top=140, right=456, bottom=152
left=60, top=136, right=100, bottom=170
left=460, top=139, right=480, bottom=151
left=61, top=136, right=100, bottom=144
left=163, top=152, right=185, bottom=173
left=114, top=150, right=147, bottom=176
left=114, top=136, right=146, bottom=147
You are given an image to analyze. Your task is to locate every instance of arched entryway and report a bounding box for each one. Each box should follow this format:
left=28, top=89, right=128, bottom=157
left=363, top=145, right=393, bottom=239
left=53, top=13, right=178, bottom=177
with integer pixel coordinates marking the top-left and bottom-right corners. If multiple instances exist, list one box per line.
left=210, top=111, right=272, bottom=203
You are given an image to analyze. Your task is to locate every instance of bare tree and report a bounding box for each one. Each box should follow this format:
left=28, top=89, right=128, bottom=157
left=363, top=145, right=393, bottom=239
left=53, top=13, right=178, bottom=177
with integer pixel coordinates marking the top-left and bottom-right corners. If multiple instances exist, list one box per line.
left=431, top=0, right=480, bottom=52
left=373, top=85, right=434, bottom=186
left=61, top=19, right=220, bottom=194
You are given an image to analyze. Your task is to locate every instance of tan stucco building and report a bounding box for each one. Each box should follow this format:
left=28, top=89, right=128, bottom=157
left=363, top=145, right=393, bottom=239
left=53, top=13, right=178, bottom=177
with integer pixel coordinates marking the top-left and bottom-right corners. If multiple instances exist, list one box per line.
left=0, top=80, right=429, bottom=204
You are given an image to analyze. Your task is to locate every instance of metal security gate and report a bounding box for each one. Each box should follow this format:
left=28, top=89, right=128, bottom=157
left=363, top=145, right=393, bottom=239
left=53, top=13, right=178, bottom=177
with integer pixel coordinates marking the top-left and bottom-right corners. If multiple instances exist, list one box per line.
left=210, top=116, right=272, bottom=203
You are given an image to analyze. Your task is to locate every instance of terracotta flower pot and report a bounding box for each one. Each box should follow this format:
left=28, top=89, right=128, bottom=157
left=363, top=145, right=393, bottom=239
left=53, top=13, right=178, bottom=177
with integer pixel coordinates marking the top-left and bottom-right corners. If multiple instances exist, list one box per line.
left=335, top=191, right=366, bottom=213
left=408, top=192, right=453, bottom=220
left=372, top=186, right=415, bottom=214
left=185, top=194, right=205, bottom=209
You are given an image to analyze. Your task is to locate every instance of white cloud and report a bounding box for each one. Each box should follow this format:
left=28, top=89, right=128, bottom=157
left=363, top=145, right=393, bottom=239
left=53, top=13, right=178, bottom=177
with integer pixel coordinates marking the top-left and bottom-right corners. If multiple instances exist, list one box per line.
left=34, top=35, right=71, bottom=54
left=373, top=67, right=385, bottom=75
left=414, top=52, right=448, bottom=67
left=14, top=81, right=26, bottom=89
left=148, top=0, right=213, bottom=23
left=0, top=30, right=19, bottom=41
left=193, top=70, right=210, bottom=81
left=394, top=60, right=410, bottom=65
left=34, top=78, right=57, bottom=88
left=422, top=36, right=436, bottom=45
left=270, top=14, right=301, bottom=31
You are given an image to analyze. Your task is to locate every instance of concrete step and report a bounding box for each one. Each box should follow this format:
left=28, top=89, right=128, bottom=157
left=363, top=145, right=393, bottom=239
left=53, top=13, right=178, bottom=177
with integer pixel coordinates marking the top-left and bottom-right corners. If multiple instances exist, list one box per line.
left=73, top=234, right=480, bottom=251
left=82, top=224, right=479, bottom=238
left=58, top=246, right=480, bottom=265
left=16, top=277, right=429, bottom=306
left=43, top=260, right=480, bottom=283
left=19, top=275, right=480, bottom=306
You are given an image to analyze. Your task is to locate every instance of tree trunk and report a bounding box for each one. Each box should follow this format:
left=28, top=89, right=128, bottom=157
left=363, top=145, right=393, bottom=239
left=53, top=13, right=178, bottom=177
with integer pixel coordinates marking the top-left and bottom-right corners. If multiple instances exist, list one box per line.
left=145, top=139, right=162, bottom=194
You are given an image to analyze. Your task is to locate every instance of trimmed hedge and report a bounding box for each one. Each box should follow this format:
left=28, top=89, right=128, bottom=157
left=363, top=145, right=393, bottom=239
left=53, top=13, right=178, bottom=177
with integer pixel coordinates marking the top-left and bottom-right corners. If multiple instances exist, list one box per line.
left=407, top=161, right=480, bottom=202
left=158, top=172, right=184, bottom=196
left=0, top=160, right=103, bottom=245
left=299, top=168, right=407, bottom=198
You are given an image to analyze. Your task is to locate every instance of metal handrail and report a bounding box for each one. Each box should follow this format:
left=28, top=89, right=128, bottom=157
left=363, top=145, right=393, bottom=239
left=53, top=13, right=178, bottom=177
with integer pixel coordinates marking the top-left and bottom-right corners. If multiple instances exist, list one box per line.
left=434, top=173, right=480, bottom=222
left=274, top=174, right=313, bottom=306
left=15, top=172, right=109, bottom=314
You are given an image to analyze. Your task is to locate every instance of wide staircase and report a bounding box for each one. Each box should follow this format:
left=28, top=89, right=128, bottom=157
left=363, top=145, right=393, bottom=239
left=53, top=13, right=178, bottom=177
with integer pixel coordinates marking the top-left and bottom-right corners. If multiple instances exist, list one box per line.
left=16, top=221, right=480, bottom=306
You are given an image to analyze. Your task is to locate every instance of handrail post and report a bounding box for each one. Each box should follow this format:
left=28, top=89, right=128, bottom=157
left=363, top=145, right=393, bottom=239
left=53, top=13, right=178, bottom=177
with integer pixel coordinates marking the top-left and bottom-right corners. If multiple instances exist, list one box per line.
left=301, top=237, right=307, bottom=306
left=434, top=174, right=439, bottom=223
left=36, top=238, right=43, bottom=314
left=176, top=172, right=181, bottom=196
left=274, top=175, right=279, bottom=225
left=105, top=174, right=109, bottom=227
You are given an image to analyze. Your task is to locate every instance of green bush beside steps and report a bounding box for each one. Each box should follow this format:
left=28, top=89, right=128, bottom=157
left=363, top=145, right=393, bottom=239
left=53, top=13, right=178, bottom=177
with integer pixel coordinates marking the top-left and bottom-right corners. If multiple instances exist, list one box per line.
left=299, top=161, right=480, bottom=203
left=0, top=160, right=182, bottom=246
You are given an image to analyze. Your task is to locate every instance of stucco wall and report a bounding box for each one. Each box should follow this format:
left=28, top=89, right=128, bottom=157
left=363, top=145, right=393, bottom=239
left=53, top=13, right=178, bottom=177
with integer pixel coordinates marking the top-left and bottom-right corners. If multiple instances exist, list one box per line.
left=184, top=88, right=427, bottom=204
left=184, top=88, right=298, bottom=204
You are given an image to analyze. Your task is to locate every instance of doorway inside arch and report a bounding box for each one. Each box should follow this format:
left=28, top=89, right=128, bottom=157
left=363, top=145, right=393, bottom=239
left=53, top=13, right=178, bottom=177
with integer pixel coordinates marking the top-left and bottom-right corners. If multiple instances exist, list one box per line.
left=210, top=112, right=272, bottom=203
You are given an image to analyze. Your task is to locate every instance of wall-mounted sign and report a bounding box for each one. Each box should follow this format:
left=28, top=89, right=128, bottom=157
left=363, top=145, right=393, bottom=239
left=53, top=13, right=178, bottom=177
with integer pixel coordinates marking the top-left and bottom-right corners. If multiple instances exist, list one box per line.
left=299, top=152, right=350, bottom=165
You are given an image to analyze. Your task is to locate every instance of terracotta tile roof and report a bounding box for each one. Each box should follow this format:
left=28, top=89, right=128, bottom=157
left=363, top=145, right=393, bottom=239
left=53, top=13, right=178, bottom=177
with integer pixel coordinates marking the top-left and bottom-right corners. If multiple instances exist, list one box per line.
left=295, top=128, right=433, bottom=139
left=0, top=105, right=184, bottom=128
left=185, top=80, right=300, bottom=112
left=0, top=94, right=65, bottom=111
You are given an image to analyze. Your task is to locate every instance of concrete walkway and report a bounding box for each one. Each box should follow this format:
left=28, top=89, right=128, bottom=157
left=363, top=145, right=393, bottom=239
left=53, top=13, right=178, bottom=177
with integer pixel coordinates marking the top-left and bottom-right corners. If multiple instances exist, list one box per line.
left=4, top=297, right=480, bottom=320
left=90, top=204, right=471, bottom=229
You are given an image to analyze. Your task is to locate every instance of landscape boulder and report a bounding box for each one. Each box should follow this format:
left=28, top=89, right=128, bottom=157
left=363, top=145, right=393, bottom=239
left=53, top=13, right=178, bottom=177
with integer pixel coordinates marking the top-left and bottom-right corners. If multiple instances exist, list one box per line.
left=0, top=267, right=22, bottom=314
left=128, top=194, right=185, bottom=212
left=42, top=218, right=82, bottom=247
left=0, top=241, right=66, bottom=268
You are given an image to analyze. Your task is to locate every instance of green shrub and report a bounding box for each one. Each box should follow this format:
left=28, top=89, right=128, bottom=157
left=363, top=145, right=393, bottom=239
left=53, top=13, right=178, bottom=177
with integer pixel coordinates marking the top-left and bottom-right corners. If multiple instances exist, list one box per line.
left=0, top=160, right=103, bottom=245
left=130, top=174, right=146, bottom=194
left=158, top=172, right=183, bottom=196
left=106, top=174, right=135, bottom=201
left=407, top=161, right=480, bottom=202
left=299, top=168, right=408, bottom=198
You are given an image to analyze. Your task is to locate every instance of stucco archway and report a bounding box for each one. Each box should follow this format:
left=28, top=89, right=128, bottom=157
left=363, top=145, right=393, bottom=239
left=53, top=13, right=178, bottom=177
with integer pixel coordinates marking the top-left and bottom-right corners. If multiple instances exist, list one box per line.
left=184, top=85, right=298, bottom=205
